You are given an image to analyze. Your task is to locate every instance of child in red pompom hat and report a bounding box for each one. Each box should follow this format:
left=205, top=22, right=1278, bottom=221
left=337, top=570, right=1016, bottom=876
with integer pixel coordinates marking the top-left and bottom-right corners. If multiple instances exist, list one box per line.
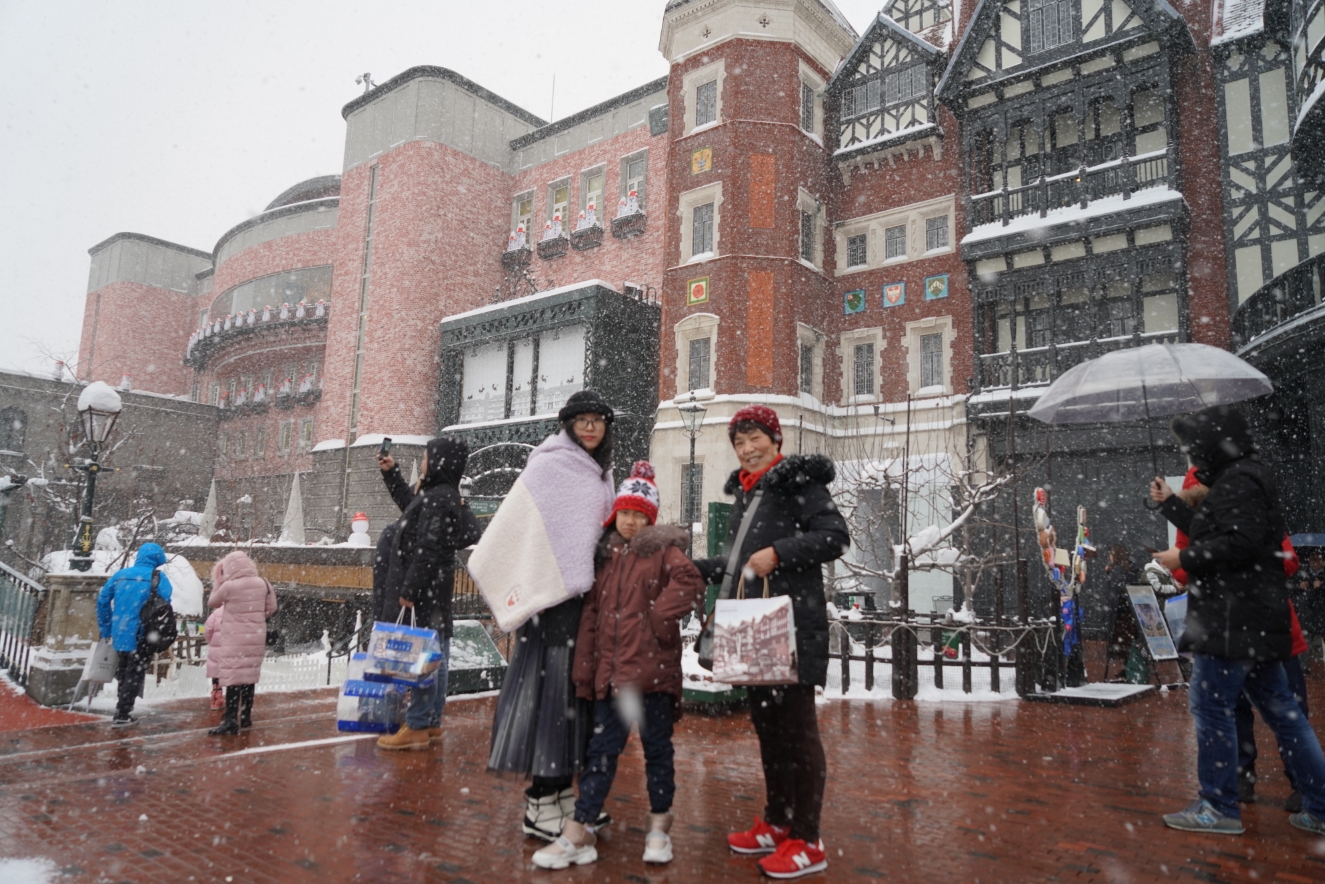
left=536, top=460, right=705, bottom=870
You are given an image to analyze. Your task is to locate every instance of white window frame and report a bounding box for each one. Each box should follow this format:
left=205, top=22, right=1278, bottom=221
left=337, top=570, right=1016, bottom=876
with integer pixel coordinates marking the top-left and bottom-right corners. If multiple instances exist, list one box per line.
left=277, top=420, right=293, bottom=456
left=547, top=177, right=572, bottom=231
left=512, top=190, right=534, bottom=237
left=838, top=328, right=886, bottom=405
left=254, top=425, right=267, bottom=459
left=798, top=60, right=826, bottom=144
left=580, top=165, right=607, bottom=225
left=682, top=59, right=727, bottom=136
left=797, top=323, right=825, bottom=401
left=797, top=189, right=823, bottom=270
left=834, top=195, right=955, bottom=276
left=674, top=312, right=719, bottom=397
left=677, top=181, right=724, bottom=264
left=298, top=418, right=314, bottom=453
left=620, top=149, right=648, bottom=213
left=903, top=314, right=954, bottom=397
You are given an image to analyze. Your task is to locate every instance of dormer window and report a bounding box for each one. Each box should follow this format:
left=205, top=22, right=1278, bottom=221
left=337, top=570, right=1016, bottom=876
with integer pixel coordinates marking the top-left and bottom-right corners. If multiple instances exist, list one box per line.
left=1025, top=0, right=1075, bottom=55
left=835, top=29, right=936, bottom=151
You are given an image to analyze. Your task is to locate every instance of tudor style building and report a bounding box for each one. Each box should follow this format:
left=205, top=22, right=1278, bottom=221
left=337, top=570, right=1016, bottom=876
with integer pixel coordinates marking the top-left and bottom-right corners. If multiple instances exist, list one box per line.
left=59, top=0, right=1322, bottom=614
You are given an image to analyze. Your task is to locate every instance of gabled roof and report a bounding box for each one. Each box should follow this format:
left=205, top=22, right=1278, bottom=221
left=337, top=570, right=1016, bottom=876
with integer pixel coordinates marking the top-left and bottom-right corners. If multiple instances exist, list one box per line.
left=664, top=0, right=858, bottom=38
left=828, top=12, right=945, bottom=89
left=936, top=0, right=1194, bottom=103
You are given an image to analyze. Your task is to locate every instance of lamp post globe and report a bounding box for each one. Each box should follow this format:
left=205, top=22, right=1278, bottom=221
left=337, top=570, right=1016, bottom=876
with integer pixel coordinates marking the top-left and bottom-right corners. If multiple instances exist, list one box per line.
left=70, top=382, right=123, bottom=572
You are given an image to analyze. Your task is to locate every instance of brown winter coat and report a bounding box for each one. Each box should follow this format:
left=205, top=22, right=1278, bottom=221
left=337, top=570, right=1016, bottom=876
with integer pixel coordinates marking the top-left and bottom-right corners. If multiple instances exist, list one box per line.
left=573, top=525, right=705, bottom=702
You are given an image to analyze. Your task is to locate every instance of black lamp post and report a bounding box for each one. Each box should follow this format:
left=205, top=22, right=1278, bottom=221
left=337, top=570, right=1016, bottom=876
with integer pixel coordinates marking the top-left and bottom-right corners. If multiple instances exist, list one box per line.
left=676, top=396, right=707, bottom=554
left=70, top=382, right=122, bottom=572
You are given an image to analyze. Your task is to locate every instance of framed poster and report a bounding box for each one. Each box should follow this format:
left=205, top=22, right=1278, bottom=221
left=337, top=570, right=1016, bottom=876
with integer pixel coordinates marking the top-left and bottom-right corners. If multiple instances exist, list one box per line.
left=1127, top=584, right=1179, bottom=660
left=843, top=289, right=865, bottom=314
left=687, top=277, right=710, bottom=305
left=883, top=281, right=906, bottom=307
left=924, top=273, right=949, bottom=300
left=691, top=147, right=713, bottom=175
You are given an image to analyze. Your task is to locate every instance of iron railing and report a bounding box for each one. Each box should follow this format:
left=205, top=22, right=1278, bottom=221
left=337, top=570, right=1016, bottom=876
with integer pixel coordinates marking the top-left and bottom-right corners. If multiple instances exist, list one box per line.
left=969, top=151, right=1170, bottom=229
left=1231, top=250, right=1325, bottom=350
left=976, top=328, right=1181, bottom=391
left=0, top=561, right=44, bottom=686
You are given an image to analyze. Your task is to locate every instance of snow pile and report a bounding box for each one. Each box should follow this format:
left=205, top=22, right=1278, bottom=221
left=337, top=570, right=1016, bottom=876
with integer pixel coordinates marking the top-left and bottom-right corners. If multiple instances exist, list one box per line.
left=0, top=858, right=58, bottom=884
left=76, top=380, right=122, bottom=414
left=161, top=554, right=205, bottom=617
left=680, top=642, right=736, bottom=695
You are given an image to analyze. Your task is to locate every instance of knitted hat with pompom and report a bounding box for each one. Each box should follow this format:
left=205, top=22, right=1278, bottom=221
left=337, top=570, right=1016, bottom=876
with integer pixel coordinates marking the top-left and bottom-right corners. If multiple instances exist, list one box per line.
left=604, top=461, right=660, bottom=527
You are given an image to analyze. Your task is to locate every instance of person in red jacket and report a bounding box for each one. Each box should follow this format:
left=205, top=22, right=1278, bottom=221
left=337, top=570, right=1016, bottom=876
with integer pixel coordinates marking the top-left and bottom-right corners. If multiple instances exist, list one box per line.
left=1170, top=467, right=1309, bottom=809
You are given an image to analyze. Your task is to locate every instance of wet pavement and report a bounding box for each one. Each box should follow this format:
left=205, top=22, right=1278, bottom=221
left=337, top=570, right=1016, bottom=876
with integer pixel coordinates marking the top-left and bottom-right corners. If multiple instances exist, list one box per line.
left=2, top=673, right=1325, bottom=883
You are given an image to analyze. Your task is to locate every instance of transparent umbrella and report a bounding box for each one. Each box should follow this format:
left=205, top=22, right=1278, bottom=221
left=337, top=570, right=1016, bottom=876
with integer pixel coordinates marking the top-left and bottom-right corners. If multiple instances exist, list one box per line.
left=1026, top=342, right=1273, bottom=479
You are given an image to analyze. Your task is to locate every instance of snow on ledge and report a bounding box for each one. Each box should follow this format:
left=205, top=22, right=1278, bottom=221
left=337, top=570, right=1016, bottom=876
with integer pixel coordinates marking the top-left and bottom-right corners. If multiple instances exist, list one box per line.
left=961, top=187, right=1185, bottom=245
left=442, top=279, right=620, bottom=323
left=311, top=438, right=346, bottom=452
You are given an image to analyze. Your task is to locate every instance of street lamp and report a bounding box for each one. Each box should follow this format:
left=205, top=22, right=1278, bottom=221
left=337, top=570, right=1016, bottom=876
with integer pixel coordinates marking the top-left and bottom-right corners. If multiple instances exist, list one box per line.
left=70, top=382, right=122, bottom=572
left=676, top=396, right=707, bottom=554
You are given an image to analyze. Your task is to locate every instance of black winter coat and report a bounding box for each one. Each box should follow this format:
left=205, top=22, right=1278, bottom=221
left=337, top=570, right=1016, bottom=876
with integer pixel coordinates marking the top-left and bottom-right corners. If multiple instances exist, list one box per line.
left=380, top=437, right=482, bottom=637
left=1163, top=407, right=1291, bottom=661
left=694, top=454, right=850, bottom=686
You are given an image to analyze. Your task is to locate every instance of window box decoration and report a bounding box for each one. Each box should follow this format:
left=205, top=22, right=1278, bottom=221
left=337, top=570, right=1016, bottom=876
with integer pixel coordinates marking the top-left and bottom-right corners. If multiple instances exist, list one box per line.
left=611, top=212, right=647, bottom=239
left=537, top=236, right=569, bottom=260
left=502, top=246, right=532, bottom=269
left=571, top=225, right=604, bottom=251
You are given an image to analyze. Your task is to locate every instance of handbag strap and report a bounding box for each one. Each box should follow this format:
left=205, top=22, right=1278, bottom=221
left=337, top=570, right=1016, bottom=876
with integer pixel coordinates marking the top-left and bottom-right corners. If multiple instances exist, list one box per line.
left=718, top=489, right=764, bottom=602
left=394, top=606, right=417, bottom=628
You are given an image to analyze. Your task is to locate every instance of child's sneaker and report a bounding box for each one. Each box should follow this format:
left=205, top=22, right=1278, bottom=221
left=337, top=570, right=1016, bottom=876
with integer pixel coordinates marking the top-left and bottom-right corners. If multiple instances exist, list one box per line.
left=643, top=812, right=673, bottom=864
left=758, top=838, right=827, bottom=879
left=728, top=816, right=789, bottom=854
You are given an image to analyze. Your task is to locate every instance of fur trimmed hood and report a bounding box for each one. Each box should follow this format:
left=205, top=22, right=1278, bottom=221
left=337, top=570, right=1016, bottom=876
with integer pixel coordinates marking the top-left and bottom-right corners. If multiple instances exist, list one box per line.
left=723, top=453, right=836, bottom=496
left=625, top=524, right=690, bottom=558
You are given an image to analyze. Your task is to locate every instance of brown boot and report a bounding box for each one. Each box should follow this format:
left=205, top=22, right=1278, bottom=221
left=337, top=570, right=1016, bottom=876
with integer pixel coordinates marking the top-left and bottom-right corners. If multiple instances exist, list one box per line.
left=428, top=727, right=443, bottom=743
left=376, top=726, right=430, bottom=751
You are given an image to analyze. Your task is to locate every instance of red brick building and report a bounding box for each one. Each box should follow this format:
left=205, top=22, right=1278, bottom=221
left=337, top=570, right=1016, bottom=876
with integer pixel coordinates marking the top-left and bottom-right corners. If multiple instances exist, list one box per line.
left=71, top=0, right=1250, bottom=612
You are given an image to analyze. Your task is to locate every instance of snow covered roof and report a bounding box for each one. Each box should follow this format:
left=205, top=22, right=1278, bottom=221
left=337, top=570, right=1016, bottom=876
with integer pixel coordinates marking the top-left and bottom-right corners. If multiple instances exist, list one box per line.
left=664, top=0, right=858, bottom=38
left=1211, top=0, right=1266, bottom=46
left=829, top=12, right=944, bottom=90
left=439, top=279, right=619, bottom=325
left=265, top=176, right=341, bottom=212
left=961, top=186, right=1186, bottom=245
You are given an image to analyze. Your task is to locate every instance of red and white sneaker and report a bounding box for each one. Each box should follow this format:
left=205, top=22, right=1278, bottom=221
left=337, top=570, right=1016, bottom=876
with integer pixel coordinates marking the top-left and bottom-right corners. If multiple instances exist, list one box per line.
left=758, top=838, right=827, bottom=879
left=727, top=817, right=790, bottom=854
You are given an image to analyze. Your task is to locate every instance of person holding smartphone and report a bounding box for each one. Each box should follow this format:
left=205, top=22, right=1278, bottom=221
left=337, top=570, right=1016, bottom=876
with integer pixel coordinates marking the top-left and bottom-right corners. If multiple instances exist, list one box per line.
left=374, top=436, right=481, bottom=750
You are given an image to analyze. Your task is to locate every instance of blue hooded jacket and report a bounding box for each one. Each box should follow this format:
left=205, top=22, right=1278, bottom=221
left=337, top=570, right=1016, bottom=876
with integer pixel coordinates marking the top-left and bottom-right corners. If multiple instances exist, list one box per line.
left=96, top=543, right=174, bottom=653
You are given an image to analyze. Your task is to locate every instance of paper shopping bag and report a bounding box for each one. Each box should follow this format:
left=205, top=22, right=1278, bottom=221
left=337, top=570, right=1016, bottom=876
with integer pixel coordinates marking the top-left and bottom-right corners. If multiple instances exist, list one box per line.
left=81, top=640, right=119, bottom=684
left=709, top=577, right=798, bottom=686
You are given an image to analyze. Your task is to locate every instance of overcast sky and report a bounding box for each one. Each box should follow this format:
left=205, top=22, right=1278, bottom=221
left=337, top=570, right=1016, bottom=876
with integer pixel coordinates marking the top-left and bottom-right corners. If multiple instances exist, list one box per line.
left=0, top=0, right=884, bottom=376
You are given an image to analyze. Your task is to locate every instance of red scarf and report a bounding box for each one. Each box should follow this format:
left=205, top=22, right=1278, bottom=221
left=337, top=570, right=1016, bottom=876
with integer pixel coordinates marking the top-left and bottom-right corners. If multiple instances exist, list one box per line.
left=738, top=453, right=784, bottom=493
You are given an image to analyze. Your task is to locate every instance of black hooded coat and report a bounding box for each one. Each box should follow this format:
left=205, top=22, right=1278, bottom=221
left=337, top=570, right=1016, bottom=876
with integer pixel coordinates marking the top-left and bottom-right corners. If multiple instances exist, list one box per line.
left=379, top=437, right=482, bottom=636
left=693, top=453, right=850, bottom=686
left=1160, top=406, right=1292, bottom=661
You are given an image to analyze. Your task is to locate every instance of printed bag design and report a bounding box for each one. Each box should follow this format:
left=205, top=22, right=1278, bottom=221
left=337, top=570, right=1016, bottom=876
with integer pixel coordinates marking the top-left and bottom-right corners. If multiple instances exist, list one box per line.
left=365, top=612, right=442, bottom=687
left=710, top=576, right=798, bottom=686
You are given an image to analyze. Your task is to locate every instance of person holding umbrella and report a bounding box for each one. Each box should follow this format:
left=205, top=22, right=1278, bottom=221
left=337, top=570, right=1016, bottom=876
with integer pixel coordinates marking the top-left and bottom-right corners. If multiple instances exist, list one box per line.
left=1147, top=405, right=1325, bottom=836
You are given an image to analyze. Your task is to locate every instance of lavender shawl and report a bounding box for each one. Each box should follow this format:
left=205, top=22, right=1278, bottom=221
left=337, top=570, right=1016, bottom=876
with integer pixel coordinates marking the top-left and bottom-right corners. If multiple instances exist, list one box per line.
left=468, top=430, right=614, bottom=631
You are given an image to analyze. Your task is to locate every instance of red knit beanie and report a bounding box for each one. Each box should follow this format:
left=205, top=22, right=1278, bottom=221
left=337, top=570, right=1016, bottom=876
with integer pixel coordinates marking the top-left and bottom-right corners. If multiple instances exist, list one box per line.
left=605, top=461, right=660, bottom=527
left=728, top=404, right=783, bottom=447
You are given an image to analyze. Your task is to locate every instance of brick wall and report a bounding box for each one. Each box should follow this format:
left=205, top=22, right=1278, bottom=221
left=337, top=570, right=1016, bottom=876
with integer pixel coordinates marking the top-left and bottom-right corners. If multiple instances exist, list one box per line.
left=78, top=281, right=198, bottom=397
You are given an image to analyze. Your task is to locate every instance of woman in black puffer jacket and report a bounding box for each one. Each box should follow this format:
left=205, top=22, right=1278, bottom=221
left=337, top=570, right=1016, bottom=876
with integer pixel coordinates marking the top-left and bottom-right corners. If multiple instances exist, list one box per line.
left=693, top=405, right=849, bottom=879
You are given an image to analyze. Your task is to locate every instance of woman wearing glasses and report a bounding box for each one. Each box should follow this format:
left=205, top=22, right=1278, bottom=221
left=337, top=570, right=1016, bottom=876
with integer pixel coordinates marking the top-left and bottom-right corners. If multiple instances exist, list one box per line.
left=477, top=390, right=618, bottom=842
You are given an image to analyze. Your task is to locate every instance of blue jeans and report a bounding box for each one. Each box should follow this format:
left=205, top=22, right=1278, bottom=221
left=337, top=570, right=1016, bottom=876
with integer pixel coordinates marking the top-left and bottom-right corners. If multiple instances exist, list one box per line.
left=1235, top=654, right=1309, bottom=783
left=405, top=636, right=451, bottom=730
left=1189, top=654, right=1325, bottom=818
left=574, top=692, right=676, bottom=824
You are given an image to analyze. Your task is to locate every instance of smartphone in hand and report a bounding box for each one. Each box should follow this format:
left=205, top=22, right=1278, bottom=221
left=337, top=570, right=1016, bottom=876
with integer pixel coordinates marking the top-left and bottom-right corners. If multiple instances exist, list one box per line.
left=378, top=436, right=393, bottom=457
left=1142, top=543, right=1160, bottom=555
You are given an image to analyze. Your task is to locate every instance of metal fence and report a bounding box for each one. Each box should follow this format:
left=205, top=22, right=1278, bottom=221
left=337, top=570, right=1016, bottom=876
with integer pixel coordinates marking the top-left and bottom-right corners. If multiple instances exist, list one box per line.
left=0, top=561, right=44, bottom=686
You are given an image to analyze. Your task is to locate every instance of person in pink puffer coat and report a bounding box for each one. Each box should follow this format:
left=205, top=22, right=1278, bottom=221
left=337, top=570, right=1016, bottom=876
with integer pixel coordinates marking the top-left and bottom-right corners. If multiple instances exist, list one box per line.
left=205, top=551, right=277, bottom=735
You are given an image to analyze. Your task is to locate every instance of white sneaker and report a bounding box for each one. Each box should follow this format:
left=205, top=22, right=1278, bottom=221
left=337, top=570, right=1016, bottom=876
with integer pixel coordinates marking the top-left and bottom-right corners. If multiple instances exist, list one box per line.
left=532, top=821, right=598, bottom=870
left=643, top=831, right=673, bottom=863
left=643, top=812, right=673, bottom=864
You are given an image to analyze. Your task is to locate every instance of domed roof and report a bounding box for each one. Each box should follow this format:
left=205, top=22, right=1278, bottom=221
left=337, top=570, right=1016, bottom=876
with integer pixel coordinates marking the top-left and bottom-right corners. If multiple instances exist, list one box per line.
left=265, top=176, right=341, bottom=211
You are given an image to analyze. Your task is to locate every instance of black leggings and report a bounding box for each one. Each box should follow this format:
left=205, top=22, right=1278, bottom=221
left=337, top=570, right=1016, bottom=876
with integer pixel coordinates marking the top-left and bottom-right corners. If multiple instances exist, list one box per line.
left=749, top=684, right=827, bottom=843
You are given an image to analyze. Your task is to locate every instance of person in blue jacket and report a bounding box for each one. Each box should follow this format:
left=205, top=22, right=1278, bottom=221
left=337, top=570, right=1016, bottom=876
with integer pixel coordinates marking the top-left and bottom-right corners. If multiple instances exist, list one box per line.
left=96, top=543, right=173, bottom=727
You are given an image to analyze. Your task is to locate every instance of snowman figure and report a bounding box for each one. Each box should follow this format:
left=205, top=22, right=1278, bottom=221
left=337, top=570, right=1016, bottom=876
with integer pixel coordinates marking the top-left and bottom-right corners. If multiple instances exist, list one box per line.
left=315, top=300, right=326, bottom=318
left=347, top=512, right=371, bottom=547
left=262, top=306, right=272, bottom=322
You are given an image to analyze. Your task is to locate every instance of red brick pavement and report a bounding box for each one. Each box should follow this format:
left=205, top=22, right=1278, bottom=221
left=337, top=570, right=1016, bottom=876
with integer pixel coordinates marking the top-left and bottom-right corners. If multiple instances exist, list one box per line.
left=1, top=677, right=1324, bottom=883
